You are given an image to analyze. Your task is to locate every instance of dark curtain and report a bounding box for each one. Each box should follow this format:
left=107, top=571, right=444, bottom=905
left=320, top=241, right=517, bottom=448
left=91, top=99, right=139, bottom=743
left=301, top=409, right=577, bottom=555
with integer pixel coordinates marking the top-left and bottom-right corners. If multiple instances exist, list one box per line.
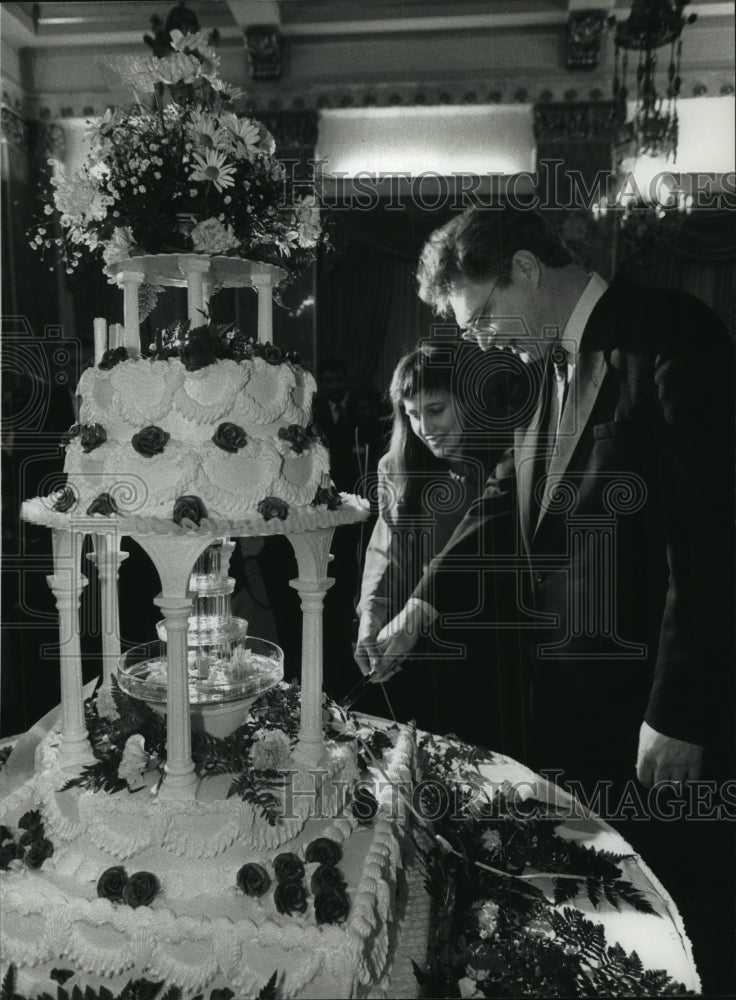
left=316, top=202, right=459, bottom=395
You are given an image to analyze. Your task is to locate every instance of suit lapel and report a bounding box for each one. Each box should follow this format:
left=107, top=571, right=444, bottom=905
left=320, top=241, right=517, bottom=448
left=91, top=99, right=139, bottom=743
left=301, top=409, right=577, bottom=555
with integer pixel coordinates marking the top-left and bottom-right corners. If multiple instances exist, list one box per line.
left=516, top=381, right=547, bottom=553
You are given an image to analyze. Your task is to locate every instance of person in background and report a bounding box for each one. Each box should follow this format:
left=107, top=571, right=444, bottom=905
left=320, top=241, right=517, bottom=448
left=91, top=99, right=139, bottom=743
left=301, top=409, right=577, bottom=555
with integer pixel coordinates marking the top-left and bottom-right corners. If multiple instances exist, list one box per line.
left=312, top=356, right=385, bottom=494
left=354, top=341, right=528, bottom=752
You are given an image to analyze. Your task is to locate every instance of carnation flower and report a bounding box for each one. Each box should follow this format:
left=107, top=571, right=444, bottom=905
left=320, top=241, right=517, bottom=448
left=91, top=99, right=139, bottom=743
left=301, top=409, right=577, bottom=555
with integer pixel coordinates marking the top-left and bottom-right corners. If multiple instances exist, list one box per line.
left=295, top=195, right=321, bottom=248
left=189, top=149, right=237, bottom=192
left=475, top=900, right=500, bottom=940
left=156, top=50, right=202, bottom=86
left=191, top=217, right=240, bottom=255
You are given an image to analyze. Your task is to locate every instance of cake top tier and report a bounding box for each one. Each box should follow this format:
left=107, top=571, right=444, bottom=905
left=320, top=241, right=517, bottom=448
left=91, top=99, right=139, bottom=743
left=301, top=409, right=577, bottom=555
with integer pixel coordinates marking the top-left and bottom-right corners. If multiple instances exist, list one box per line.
left=29, top=30, right=324, bottom=279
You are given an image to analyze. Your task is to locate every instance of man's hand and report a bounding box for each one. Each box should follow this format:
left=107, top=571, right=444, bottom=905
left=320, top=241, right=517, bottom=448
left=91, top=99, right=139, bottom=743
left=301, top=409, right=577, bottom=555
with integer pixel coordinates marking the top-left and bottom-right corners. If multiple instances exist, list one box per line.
left=636, top=720, right=703, bottom=787
left=354, top=612, right=384, bottom=676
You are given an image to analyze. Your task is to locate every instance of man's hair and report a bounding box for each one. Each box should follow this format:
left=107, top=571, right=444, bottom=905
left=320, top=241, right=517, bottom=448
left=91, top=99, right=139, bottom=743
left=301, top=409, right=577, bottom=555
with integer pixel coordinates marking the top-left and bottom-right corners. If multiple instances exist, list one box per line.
left=416, top=206, right=573, bottom=316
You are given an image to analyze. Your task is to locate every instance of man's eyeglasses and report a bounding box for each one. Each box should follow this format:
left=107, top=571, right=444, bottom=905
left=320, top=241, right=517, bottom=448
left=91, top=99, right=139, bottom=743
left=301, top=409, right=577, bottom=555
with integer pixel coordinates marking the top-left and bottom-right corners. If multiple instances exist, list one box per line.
left=460, top=275, right=501, bottom=341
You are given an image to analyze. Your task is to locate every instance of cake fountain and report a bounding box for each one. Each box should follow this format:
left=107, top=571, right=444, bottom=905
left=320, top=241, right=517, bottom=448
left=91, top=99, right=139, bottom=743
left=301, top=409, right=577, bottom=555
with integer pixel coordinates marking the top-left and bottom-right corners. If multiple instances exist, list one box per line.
left=118, top=539, right=284, bottom=738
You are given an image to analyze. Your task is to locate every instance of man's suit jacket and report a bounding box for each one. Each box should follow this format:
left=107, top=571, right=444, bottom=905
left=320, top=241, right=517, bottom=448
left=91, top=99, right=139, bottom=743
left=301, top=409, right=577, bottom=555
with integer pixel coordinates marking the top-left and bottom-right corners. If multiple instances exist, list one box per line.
left=412, top=277, right=733, bottom=748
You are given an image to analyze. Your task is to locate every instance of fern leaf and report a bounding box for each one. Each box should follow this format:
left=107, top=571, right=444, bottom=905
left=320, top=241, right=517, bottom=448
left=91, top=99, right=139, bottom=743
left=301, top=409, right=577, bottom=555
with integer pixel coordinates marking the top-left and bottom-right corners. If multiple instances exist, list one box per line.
left=258, top=971, right=278, bottom=999
left=0, top=966, right=16, bottom=1000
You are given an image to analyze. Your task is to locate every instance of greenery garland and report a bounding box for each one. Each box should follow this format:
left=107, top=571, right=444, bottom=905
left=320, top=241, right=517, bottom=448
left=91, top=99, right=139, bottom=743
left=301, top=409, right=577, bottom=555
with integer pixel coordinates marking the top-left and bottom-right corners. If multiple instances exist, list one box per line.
left=412, top=735, right=695, bottom=998
left=60, top=680, right=396, bottom=826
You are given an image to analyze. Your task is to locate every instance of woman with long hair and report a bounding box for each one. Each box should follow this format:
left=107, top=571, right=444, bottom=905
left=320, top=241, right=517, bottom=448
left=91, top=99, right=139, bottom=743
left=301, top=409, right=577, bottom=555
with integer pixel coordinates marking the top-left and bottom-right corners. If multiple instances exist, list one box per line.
left=354, top=340, right=528, bottom=752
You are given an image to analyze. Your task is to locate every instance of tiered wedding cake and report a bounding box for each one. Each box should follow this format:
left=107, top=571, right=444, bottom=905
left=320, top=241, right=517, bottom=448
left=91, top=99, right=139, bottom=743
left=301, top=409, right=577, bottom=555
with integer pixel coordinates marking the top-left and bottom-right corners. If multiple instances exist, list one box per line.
left=6, top=29, right=432, bottom=1000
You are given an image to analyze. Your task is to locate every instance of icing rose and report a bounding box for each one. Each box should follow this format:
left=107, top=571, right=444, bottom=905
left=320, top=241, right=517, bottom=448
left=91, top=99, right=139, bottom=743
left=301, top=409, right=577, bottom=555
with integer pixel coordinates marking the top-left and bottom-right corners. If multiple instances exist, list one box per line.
left=18, top=810, right=42, bottom=832
left=278, top=424, right=310, bottom=455
left=273, top=852, right=304, bottom=883
left=273, top=880, right=308, bottom=916
left=24, top=837, right=54, bottom=870
left=310, top=865, right=346, bottom=894
left=311, top=484, right=342, bottom=511
left=307, top=422, right=328, bottom=447
left=236, top=862, right=271, bottom=898
left=86, top=493, right=119, bottom=516
left=257, top=496, right=288, bottom=522
left=314, top=886, right=350, bottom=926
left=121, top=871, right=160, bottom=908
left=172, top=494, right=208, bottom=527
left=80, top=423, right=107, bottom=453
left=262, top=343, right=282, bottom=366
left=97, top=865, right=129, bottom=902
left=98, top=346, right=128, bottom=370
left=180, top=327, right=225, bottom=372
left=212, top=422, right=248, bottom=452
left=304, top=838, right=342, bottom=867
left=52, top=486, right=78, bottom=513
left=0, top=842, right=23, bottom=871
left=285, top=350, right=303, bottom=367
left=0, top=825, right=13, bottom=844
left=132, top=425, right=170, bottom=457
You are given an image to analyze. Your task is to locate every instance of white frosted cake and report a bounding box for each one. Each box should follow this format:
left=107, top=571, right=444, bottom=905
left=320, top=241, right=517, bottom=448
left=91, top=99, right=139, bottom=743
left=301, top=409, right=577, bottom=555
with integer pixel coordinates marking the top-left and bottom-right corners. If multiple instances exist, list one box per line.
left=59, top=352, right=331, bottom=522
left=0, top=687, right=426, bottom=999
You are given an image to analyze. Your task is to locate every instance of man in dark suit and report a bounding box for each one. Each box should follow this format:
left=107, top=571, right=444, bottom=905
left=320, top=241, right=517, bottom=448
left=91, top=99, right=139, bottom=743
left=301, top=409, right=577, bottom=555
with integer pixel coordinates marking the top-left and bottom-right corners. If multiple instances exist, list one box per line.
left=372, top=206, right=733, bottom=793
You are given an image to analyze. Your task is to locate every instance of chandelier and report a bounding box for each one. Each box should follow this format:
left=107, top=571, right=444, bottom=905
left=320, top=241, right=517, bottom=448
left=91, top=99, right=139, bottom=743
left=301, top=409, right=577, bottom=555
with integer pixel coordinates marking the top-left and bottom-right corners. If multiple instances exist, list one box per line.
left=611, top=1, right=697, bottom=164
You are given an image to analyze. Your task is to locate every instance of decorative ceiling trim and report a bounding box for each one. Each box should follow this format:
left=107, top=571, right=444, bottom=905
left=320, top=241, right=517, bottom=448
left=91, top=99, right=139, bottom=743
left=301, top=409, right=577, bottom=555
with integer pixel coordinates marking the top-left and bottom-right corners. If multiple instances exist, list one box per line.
left=533, top=101, right=618, bottom=142
left=18, top=73, right=734, bottom=122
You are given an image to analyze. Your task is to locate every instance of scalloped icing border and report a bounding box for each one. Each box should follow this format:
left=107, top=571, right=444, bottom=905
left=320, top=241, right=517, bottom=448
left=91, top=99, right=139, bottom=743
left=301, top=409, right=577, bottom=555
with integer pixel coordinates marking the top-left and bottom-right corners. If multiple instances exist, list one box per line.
left=21, top=494, right=369, bottom=537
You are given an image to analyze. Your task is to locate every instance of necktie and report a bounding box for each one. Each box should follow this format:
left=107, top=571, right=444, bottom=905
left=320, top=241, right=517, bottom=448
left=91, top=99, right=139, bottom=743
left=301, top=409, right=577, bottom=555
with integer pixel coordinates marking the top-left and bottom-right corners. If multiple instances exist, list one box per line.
left=551, top=345, right=568, bottom=435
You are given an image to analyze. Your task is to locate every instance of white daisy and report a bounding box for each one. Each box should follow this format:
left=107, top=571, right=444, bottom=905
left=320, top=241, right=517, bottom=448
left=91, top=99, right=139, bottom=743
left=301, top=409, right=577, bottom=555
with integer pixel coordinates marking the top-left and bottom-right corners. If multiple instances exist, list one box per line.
left=189, top=149, right=237, bottom=192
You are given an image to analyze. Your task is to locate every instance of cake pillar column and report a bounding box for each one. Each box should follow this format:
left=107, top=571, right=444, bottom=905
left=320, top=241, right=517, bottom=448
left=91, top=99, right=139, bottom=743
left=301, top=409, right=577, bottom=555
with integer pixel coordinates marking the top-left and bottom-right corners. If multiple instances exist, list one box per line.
left=135, top=533, right=214, bottom=801
left=254, top=270, right=275, bottom=343
left=180, top=257, right=212, bottom=327
left=288, top=530, right=335, bottom=766
left=121, top=271, right=143, bottom=357
left=155, top=595, right=198, bottom=799
left=87, top=531, right=129, bottom=690
left=48, top=527, right=94, bottom=770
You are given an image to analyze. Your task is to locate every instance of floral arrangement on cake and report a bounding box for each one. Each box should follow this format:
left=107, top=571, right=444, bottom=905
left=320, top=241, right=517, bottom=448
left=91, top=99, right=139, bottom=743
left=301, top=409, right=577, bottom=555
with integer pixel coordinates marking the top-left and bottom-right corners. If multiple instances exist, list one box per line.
left=29, top=29, right=324, bottom=277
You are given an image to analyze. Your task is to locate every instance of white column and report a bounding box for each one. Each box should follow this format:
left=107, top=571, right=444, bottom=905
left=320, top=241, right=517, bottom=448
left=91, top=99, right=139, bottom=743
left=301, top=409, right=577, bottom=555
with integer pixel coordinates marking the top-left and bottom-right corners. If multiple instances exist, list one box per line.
left=255, top=273, right=275, bottom=343
left=93, top=318, right=107, bottom=363
left=287, top=529, right=335, bottom=767
left=134, top=533, right=214, bottom=801
left=48, top=528, right=94, bottom=770
left=154, top=594, right=197, bottom=799
left=122, top=272, right=143, bottom=357
left=180, top=257, right=212, bottom=326
left=87, top=531, right=129, bottom=690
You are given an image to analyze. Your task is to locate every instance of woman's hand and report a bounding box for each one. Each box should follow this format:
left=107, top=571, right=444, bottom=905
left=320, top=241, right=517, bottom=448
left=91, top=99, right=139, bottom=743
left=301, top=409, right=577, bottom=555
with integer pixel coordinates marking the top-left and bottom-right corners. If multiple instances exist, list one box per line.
left=354, top=612, right=384, bottom=676
left=371, top=599, right=434, bottom=682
